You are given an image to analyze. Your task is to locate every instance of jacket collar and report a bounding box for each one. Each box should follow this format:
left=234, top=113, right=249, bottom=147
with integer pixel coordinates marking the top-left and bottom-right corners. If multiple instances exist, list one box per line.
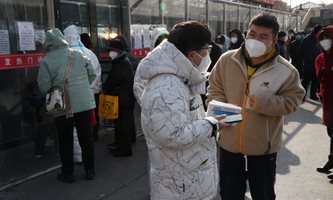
left=140, top=41, right=207, bottom=87
left=231, top=46, right=279, bottom=78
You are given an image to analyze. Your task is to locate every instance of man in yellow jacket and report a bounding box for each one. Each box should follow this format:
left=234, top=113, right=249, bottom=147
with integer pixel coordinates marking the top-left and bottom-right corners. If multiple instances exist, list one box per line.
left=207, top=13, right=305, bottom=199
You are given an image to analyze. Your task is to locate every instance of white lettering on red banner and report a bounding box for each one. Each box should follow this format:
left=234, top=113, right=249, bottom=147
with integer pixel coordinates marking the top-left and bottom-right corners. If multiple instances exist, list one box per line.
left=131, top=48, right=150, bottom=59
left=0, top=53, right=45, bottom=70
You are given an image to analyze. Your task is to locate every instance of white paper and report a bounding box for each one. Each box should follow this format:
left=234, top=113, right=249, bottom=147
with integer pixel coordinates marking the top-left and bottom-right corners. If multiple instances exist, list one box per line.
left=0, top=30, right=10, bottom=54
left=17, top=21, right=36, bottom=51
left=34, top=30, right=45, bottom=44
left=133, top=30, right=142, bottom=49
left=143, top=29, right=151, bottom=48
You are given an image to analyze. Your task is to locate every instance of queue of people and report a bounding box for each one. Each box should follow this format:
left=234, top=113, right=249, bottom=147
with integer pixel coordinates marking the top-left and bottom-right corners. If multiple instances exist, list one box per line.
left=35, top=12, right=332, bottom=200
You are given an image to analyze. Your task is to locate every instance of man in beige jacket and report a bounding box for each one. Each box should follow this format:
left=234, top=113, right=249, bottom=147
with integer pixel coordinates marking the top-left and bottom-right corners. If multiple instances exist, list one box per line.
left=207, top=13, right=305, bottom=199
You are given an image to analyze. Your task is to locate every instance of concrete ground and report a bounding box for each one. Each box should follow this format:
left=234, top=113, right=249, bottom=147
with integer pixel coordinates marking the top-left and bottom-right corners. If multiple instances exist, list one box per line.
left=0, top=100, right=333, bottom=200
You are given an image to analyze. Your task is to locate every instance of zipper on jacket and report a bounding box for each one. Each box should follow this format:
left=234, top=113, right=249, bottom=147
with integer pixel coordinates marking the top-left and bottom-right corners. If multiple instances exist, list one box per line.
left=238, top=79, right=250, bottom=153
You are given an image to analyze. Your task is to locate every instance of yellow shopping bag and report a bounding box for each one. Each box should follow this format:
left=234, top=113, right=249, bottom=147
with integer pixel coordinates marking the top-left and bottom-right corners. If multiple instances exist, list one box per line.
left=99, top=94, right=119, bottom=119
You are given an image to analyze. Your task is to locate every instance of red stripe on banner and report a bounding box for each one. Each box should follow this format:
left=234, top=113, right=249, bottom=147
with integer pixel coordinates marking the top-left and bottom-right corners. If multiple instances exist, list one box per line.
left=99, top=53, right=109, bottom=59
left=0, top=53, right=46, bottom=71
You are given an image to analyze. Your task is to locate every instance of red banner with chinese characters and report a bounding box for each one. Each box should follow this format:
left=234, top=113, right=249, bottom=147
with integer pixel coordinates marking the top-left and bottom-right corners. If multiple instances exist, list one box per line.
left=131, top=48, right=150, bottom=59
left=0, top=53, right=46, bottom=70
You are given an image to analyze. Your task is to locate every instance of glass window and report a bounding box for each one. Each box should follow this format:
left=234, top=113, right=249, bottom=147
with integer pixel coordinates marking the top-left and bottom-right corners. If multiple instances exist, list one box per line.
left=97, top=0, right=120, bottom=54
left=225, top=3, right=239, bottom=33
left=163, top=0, right=185, bottom=30
left=129, top=0, right=160, bottom=25
left=0, top=0, right=51, bottom=54
left=239, top=6, right=250, bottom=33
left=60, top=0, right=88, bottom=34
left=188, top=0, right=207, bottom=24
left=208, top=1, right=224, bottom=39
left=0, top=0, right=56, bottom=188
left=128, top=0, right=185, bottom=58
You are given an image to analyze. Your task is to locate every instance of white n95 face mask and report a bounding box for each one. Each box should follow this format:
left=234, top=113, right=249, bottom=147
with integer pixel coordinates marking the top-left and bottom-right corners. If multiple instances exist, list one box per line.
left=109, top=51, right=118, bottom=59
left=245, top=39, right=267, bottom=58
left=231, top=37, right=238, bottom=44
left=194, top=52, right=212, bottom=73
left=320, top=39, right=332, bottom=51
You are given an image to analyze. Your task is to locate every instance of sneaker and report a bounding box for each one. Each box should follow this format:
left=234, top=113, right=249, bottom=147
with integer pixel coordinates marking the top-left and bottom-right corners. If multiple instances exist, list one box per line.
left=57, top=173, right=76, bottom=183
left=328, top=173, right=333, bottom=180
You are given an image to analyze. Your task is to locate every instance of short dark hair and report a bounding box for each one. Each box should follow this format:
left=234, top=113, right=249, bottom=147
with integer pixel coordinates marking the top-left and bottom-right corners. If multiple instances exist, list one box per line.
left=80, top=33, right=93, bottom=49
left=277, top=31, right=287, bottom=39
left=108, top=38, right=126, bottom=51
left=167, top=21, right=211, bottom=55
left=249, top=13, right=279, bottom=37
left=312, top=24, right=323, bottom=35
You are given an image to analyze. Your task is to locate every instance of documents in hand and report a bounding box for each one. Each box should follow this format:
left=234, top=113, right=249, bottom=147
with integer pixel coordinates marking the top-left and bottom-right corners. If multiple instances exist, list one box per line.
left=207, top=100, right=242, bottom=123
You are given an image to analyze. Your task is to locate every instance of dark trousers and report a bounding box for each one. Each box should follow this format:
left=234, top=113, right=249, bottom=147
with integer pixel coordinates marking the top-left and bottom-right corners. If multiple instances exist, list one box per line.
left=93, top=93, right=100, bottom=141
left=220, top=148, right=277, bottom=200
left=55, top=110, right=95, bottom=175
left=327, top=126, right=333, bottom=155
left=302, top=66, right=319, bottom=99
left=114, top=103, right=135, bottom=154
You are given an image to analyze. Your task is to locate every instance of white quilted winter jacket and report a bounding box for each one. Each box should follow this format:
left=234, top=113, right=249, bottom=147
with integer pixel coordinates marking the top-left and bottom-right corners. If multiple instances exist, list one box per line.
left=138, top=40, right=219, bottom=200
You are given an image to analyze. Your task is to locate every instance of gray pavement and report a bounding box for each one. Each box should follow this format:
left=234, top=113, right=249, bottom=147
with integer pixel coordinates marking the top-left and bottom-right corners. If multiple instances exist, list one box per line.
left=1, top=100, right=333, bottom=200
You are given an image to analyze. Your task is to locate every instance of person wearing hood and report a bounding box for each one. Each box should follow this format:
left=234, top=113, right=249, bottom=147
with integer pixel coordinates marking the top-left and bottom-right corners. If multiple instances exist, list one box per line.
left=215, top=34, right=230, bottom=55
left=229, top=28, right=245, bottom=50
left=63, top=25, right=102, bottom=142
left=137, top=21, right=228, bottom=200
left=315, top=26, right=333, bottom=184
left=37, top=28, right=96, bottom=183
left=103, top=39, right=136, bottom=157
left=300, top=24, right=322, bottom=101
left=207, top=14, right=304, bottom=199
left=133, top=27, right=169, bottom=106
left=289, top=32, right=305, bottom=78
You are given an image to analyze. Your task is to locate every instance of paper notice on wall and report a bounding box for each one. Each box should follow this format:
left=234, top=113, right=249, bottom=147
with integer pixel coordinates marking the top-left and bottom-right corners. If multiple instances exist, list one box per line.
left=17, top=21, right=36, bottom=51
left=0, top=30, right=10, bottom=55
left=143, top=29, right=151, bottom=48
left=133, top=30, right=142, bottom=49
left=34, top=30, right=45, bottom=44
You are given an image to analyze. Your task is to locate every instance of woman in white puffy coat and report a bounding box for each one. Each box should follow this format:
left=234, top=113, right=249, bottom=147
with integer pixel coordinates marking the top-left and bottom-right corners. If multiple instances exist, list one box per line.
left=137, top=21, right=227, bottom=200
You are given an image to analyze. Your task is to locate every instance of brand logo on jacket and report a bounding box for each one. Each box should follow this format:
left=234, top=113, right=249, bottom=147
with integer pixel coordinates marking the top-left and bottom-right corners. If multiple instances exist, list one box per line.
left=190, top=98, right=201, bottom=111
left=260, top=82, right=270, bottom=88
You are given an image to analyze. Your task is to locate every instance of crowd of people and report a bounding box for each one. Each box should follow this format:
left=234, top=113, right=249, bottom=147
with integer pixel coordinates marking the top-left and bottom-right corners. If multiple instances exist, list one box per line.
left=36, top=11, right=332, bottom=200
